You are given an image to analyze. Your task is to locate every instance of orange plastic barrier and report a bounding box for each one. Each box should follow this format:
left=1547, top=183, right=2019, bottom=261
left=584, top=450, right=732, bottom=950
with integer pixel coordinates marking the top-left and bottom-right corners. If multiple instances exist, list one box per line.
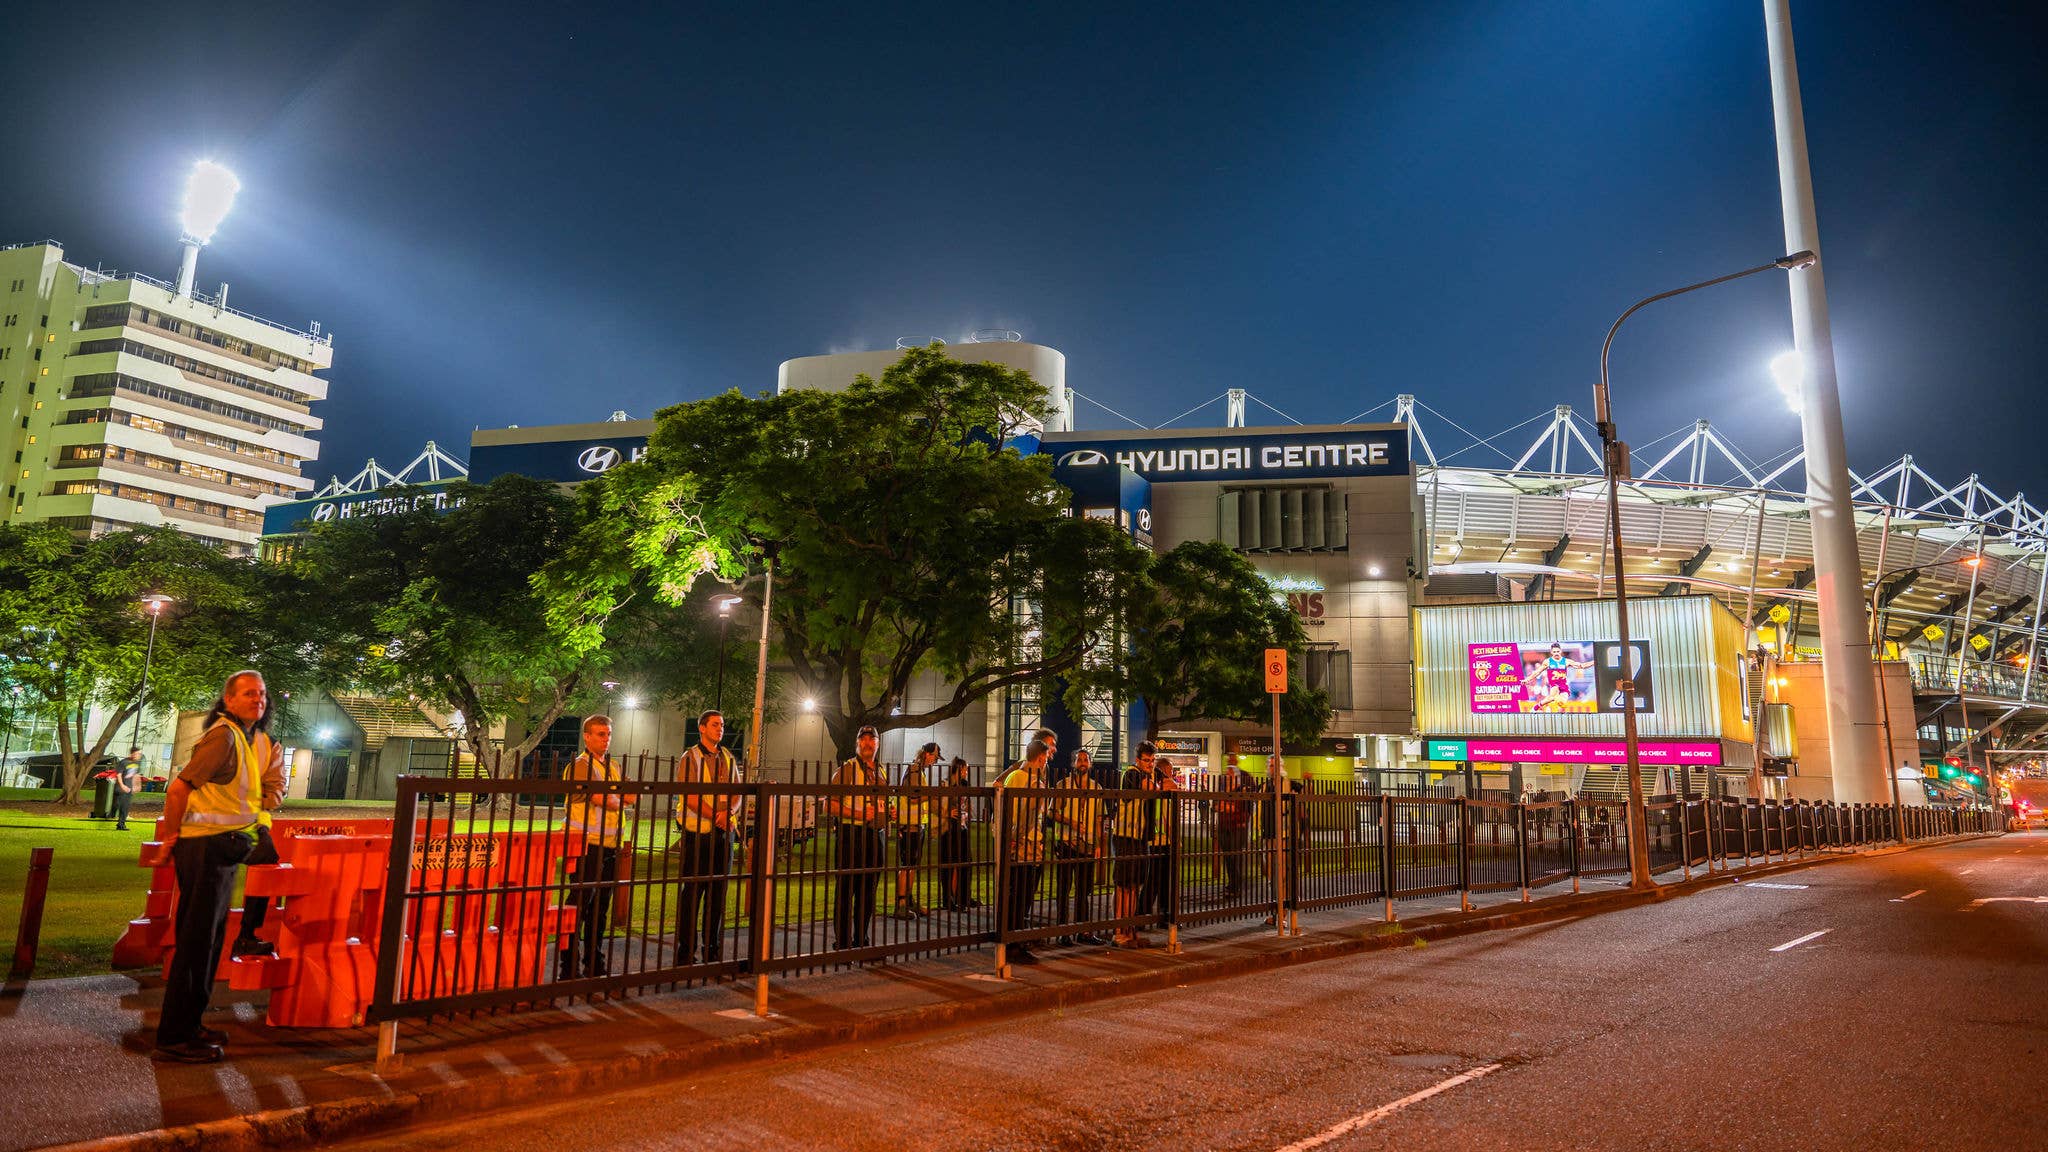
left=113, top=816, right=403, bottom=971
left=227, top=835, right=390, bottom=1028
left=121, top=819, right=589, bottom=1027
left=399, top=829, right=586, bottom=1001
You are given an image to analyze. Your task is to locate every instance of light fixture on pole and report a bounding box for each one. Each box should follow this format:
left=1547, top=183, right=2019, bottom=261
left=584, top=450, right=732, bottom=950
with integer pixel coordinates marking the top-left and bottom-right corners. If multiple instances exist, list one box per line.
left=711, top=593, right=744, bottom=713
left=1768, top=350, right=1805, bottom=412
left=129, top=594, right=175, bottom=752
left=176, top=160, right=240, bottom=299
left=1594, top=250, right=1814, bottom=891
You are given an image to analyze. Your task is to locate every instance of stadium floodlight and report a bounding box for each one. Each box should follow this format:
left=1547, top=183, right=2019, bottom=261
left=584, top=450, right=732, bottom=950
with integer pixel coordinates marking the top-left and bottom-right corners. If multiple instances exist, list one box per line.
left=181, top=160, right=241, bottom=243
left=176, top=160, right=240, bottom=298
left=1769, top=351, right=1805, bottom=412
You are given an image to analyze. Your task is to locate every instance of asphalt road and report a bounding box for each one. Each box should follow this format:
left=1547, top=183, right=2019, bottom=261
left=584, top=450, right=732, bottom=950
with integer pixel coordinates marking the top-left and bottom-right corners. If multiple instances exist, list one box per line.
left=322, top=832, right=2047, bottom=1152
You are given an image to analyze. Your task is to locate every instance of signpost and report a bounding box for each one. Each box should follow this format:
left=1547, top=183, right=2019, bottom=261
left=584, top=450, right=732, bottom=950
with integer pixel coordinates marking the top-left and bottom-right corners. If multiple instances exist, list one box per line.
left=1264, top=649, right=1290, bottom=936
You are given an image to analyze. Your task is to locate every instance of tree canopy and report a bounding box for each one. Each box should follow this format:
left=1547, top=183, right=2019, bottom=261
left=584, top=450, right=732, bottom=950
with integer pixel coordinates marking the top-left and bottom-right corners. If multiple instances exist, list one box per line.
left=1076, top=539, right=1332, bottom=748
left=291, top=474, right=742, bottom=768
left=0, top=523, right=275, bottom=802
left=606, top=347, right=1325, bottom=758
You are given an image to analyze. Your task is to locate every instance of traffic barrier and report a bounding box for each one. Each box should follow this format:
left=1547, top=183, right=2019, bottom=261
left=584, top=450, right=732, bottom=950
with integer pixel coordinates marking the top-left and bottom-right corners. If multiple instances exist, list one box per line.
left=113, top=816, right=407, bottom=971
left=228, top=834, right=389, bottom=1028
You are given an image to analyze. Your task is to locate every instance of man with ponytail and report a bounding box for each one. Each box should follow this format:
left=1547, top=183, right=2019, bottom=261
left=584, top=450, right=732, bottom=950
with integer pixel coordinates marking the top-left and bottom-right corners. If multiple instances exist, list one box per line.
left=144, top=670, right=283, bottom=1063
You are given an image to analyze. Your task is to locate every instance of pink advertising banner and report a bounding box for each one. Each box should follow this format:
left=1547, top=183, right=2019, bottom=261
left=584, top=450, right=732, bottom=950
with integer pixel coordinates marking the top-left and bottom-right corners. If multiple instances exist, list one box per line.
left=1466, top=642, right=1527, bottom=713
left=1462, top=738, right=1721, bottom=766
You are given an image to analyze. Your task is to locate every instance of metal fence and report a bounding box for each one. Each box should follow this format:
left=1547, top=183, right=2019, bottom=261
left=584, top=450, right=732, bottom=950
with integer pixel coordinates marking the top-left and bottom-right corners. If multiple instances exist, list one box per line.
left=365, top=759, right=2004, bottom=1054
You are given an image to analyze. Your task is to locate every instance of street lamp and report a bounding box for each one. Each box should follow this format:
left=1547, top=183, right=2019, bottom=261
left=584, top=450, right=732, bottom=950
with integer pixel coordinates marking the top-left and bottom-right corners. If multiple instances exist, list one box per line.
left=711, top=594, right=744, bottom=713
left=128, top=594, right=175, bottom=753
left=1594, top=251, right=1814, bottom=890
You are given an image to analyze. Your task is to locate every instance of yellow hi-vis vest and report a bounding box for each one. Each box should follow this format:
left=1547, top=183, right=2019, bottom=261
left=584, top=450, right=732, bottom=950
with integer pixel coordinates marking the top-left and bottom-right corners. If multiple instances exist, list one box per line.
left=564, top=753, right=628, bottom=847
left=896, top=763, right=931, bottom=827
left=1112, top=768, right=1159, bottom=841
left=181, top=719, right=264, bottom=838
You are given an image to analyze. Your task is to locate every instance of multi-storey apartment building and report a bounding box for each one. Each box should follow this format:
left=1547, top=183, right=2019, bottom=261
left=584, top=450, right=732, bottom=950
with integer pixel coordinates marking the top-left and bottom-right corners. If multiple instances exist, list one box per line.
left=0, top=239, right=331, bottom=555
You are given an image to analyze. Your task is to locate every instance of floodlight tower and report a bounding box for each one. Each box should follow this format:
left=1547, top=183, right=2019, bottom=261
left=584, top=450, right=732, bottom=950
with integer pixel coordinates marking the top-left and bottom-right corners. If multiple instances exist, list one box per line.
left=176, top=160, right=240, bottom=298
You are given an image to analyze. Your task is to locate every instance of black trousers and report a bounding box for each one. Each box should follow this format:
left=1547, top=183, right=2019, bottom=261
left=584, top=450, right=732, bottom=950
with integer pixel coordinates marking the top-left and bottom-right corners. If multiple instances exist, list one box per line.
left=675, top=829, right=731, bottom=965
left=239, top=824, right=280, bottom=941
left=111, top=790, right=133, bottom=829
left=936, top=825, right=970, bottom=908
left=1003, top=861, right=1043, bottom=942
left=564, top=844, right=619, bottom=976
left=1216, top=825, right=1248, bottom=896
left=1142, top=845, right=1171, bottom=916
left=1052, top=845, right=1093, bottom=925
left=833, top=826, right=883, bottom=949
left=156, top=833, right=245, bottom=1045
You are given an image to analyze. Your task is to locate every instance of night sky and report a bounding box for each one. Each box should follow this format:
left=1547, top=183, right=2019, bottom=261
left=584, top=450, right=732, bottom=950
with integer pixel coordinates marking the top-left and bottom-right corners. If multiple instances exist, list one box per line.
left=3, top=2, right=2041, bottom=500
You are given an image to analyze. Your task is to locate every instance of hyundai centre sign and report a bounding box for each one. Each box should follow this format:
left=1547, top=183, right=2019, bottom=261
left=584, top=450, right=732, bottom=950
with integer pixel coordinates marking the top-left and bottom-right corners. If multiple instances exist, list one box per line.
left=261, top=482, right=466, bottom=535
left=1043, top=427, right=1407, bottom=483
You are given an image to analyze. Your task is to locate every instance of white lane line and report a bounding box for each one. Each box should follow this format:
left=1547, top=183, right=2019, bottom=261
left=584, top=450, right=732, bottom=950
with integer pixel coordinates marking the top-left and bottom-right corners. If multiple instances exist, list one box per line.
left=1960, top=868, right=1976, bottom=875
left=1891, top=889, right=1926, bottom=902
left=1274, top=1062, right=1505, bottom=1151
left=1770, top=929, right=1831, bottom=952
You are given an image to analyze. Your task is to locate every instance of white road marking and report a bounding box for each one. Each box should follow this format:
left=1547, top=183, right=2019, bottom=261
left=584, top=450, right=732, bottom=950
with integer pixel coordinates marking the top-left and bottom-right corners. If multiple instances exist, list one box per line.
left=1963, top=896, right=2048, bottom=909
left=1960, top=868, right=1976, bottom=875
left=1274, top=1062, right=1505, bottom=1151
left=1770, top=930, right=1830, bottom=952
left=1743, top=882, right=1809, bottom=890
left=1891, top=890, right=1926, bottom=902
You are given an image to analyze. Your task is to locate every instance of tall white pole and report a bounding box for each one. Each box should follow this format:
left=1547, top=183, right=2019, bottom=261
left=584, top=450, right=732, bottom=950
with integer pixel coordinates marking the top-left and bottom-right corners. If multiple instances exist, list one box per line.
left=1764, top=0, right=1885, bottom=804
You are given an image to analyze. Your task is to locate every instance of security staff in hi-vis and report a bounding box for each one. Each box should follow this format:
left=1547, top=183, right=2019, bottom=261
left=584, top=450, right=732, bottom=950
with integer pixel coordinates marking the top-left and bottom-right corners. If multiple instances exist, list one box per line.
left=828, top=726, right=890, bottom=950
left=144, top=670, right=282, bottom=1063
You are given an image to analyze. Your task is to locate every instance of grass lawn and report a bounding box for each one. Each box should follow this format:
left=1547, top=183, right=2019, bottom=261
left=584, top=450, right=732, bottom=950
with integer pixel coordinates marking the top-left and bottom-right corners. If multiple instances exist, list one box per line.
left=0, top=806, right=151, bottom=979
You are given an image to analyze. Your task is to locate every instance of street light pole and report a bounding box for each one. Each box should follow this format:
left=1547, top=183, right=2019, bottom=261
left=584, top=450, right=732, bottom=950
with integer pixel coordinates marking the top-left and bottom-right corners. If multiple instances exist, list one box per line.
left=129, top=594, right=174, bottom=753
left=1595, top=252, right=1815, bottom=890
left=745, top=554, right=775, bottom=778
left=712, top=594, right=744, bottom=717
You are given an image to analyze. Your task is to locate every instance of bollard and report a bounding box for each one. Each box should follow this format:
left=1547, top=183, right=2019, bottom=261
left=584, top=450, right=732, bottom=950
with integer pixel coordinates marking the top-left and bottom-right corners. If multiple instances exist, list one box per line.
left=9, top=847, right=55, bottom=981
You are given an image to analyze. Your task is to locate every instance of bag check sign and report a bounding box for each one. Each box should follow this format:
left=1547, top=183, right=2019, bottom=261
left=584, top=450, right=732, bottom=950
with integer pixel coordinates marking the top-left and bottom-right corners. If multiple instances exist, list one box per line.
left=1264, top=648, right=1288, bottom=694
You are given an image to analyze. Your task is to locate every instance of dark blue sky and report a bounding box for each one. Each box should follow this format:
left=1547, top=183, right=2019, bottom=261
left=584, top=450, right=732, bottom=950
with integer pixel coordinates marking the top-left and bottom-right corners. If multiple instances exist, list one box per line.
left=4, top=2, right=2042, bottom=499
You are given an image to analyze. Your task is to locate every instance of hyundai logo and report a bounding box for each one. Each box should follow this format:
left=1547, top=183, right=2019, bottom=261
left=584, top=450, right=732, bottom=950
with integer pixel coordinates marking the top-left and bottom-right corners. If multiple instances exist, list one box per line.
left=1057, top=450, right=1109, bottom=467
left=577, top=445, right=623, bottom=473
left=1137, top=508, right=1152, bottom=532
left=310, top=503, right=337, bottom=522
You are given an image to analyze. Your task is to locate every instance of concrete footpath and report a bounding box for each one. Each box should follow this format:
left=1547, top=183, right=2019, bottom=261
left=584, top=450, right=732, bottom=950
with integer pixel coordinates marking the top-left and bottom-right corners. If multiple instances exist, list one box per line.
left=2, top=839, right=1979, bottom=1152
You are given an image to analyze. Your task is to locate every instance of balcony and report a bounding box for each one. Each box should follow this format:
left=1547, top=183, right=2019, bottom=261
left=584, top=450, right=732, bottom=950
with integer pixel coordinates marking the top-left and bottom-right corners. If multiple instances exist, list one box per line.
left=1908, top=654, right=2048, bottom=706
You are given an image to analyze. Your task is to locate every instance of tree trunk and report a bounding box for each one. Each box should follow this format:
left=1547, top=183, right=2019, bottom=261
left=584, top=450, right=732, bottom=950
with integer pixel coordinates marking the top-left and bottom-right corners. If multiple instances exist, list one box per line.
left=55, top=701, right=137, bottom=805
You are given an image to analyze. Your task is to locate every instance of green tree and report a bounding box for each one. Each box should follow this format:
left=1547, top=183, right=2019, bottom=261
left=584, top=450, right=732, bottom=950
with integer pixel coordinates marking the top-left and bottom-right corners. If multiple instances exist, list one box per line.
left=0, top=524, right=268, bottom=803
left=294, top=475, right=734, bottom=770
left=608, top=346, right=1148, bottom=757
left=1079, top=540, right=1331, bottom=747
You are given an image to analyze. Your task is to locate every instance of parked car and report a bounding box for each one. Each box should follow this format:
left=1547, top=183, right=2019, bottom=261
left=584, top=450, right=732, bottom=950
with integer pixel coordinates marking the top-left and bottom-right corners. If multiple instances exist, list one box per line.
left=19, top=753, right=121, bottom=788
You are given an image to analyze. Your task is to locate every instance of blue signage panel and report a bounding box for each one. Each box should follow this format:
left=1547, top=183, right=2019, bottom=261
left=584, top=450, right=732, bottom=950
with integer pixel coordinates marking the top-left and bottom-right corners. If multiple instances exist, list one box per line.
left=1042, top=428, right=1408, bottom=483
left=467, top=434, right=651, bottom=485
left=261, top=481, right=465, bottom=536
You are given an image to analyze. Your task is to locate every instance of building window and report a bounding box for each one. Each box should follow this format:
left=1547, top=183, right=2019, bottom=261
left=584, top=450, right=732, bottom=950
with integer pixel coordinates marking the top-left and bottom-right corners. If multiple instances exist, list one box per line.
left=1219, top=487, right=1348, bottom=553
left=1303, top=648, right=1353, bottom=710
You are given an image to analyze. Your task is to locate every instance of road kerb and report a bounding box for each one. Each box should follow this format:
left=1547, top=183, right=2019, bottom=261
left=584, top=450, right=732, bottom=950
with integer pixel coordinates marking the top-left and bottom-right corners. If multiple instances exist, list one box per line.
left=39, top=832, right=1999, bottom=1152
